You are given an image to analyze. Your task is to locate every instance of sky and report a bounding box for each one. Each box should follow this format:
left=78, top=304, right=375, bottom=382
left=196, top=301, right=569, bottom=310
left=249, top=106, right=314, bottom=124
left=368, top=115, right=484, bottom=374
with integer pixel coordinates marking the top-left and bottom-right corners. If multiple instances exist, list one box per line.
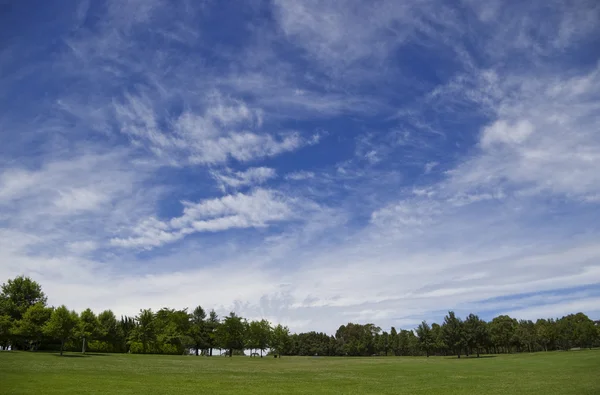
left=1, top=0, right=600, bottom=334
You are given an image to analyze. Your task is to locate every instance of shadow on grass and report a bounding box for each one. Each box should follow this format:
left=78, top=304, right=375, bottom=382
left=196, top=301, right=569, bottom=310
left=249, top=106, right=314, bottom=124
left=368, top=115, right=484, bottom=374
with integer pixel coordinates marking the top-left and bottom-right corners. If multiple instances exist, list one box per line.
left=51, top=353, right=111, bottom=358
left=444, top=355, right=497, bottom=360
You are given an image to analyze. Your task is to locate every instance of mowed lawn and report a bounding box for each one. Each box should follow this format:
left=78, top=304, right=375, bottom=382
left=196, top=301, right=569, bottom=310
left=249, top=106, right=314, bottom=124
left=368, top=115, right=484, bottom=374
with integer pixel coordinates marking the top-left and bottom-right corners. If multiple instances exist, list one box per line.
left=1, top=351, right=599, bottom=394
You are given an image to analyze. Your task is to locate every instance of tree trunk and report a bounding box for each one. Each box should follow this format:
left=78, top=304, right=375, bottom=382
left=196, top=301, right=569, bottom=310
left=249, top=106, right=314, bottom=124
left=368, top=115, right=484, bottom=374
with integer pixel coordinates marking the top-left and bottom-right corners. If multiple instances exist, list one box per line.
left=477, top=349, right=480, bottom=358
left=229, top=349, right=233, bottom=357
left=82, top=337, right=86, bottom=354
left=209, top=348, right=213, bottom=356
left=60, top=339, right=65, bottom=356
left=195, top=347, right=199, bottom=356
left=260, top=349, right=263, bottom=358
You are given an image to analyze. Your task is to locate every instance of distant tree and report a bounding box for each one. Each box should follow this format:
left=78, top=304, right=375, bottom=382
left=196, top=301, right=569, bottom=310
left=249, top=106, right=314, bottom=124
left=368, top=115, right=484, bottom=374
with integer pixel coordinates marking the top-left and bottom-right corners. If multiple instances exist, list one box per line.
left=43, top=306, right=78, bottom=356
left=0, top=313, right=12, bottom=349
left=119, top=316, right=136, bottom=352
left=415, top=321, right=433, bottom=357
left=216, top=312, right=246, bottom=357
left=271, top=324, right=291, bottom=357
left=442, top=311, right=465, bottom=358
left=464, top=314, right=488, bottom=357
left=12, top=303, right=52, bottom=351
left=98, top=310, right=120, bottom=351
left=154, top=308, right=191, bottom=354
left=535, top=318, right=556, bottom=351
left=389, top=327, right=399, bottom=355
left=78, top=308, right=99, bottom=354
left=514, top=320, right=536, bottom=352
left=489, top=315, right=517, bottom=353
left=378, top=331, right=390, bottom=356
left=189, top=306, right=209, bottom=356
left=254, top=319, right=272, bottom=357
left=430, top=323, right=447, bottom=356
left=206, top=310, right=219, bottom=356
left=336, top=323, right=380, bottom=356
left=132, top=309, right=156, bottom=353
left=0, top=276, right=46, bottom=347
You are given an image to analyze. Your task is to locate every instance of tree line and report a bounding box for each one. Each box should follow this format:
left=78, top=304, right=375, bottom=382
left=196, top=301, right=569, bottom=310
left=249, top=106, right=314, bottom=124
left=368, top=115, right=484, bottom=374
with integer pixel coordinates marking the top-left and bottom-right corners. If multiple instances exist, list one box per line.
left=1, top=276, right=599, bottom=357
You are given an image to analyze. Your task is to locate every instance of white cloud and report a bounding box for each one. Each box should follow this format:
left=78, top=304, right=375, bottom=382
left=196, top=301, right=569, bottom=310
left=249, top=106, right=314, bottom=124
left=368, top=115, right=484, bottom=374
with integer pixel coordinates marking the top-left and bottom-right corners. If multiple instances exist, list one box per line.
left=480, top=120, right=534, bottom=148
left=111, top=189, right=294, bottom=249
left=212, top=167, right=277, bottom=190
left=285, top=171, right=315, bottom=181
left=424, top=162, right=438, bottom=174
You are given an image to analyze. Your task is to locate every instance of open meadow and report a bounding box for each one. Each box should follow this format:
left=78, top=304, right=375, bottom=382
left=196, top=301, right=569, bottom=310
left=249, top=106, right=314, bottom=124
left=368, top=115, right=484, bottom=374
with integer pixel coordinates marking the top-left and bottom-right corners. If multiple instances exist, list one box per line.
left=1, top=350, right=599, bottom=394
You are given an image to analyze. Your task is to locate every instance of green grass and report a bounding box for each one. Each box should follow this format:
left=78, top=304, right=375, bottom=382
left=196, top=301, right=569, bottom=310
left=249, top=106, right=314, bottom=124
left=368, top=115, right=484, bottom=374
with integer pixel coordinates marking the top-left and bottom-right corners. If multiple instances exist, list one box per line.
left=1, top=351, right=599, bottom=394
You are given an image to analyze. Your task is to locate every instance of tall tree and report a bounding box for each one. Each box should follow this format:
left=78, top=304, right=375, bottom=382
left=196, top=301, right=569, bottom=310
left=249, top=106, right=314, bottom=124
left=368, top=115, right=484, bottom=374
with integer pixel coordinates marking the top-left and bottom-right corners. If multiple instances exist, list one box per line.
left=489, top=315, right=517, bottom=353
left=189, top=306, right=208, bottom=356
left=515, top=320, right=536, bottom=352
left=247, top=319, right=271, bottom=357
left=12, top=303, right=52, bottom=351
left=216, top=312, right=246, bottom=357
left=415, top=321, right=433, bottom=357
left=535, top=318, right=556, bottom=351
left=98, top=310, right=120, bottom=352
left=389, top=327, right=399, bottom=356
left=206, top=310, right=219, bottom=356
left=442, top=311, right=465, bottom=358
left=271, top=324, right=290, bottom=358
left=132, top=309, right=156, bottom=354
left=464, top=314, right=488, bottom=357
left=78, top=308, right=99, bottom=354
left=0, top=276, right=47, bottom=321
left=431, top=323, right=447, bottom=356
left=43, top=306, right=78, bottom=356
left=0, top=313, right=12, bottom=350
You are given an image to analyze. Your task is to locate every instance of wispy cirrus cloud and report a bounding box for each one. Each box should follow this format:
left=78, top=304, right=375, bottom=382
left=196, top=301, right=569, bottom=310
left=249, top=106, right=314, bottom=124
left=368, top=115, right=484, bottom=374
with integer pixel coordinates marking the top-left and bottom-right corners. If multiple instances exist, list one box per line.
left=1, top=0, right=599, bottom=334
left=110, top=189, right=301, bottom=249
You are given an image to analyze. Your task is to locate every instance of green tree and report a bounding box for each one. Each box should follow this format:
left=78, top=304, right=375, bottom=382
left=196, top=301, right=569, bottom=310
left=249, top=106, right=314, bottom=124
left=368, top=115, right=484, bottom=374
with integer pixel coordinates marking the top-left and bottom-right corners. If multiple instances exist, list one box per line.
left=464, top=314, right=488, bottom=357
left=216, top=312, right=246, bottom=357
left=12, top=303, right=52, bottom=351
left=132, top=309, right=156, bottom=354
left=0, top=313, right=12, bottom=349
left=0, top=276, right=47, bottom=321
left=415, top=321, right=433, bottom=357
left=43, top=305, right=78, bottom=356
left=78, top=308, right=99, bottom=354
left=514, top=320, right=536, bottom=352
left=271, top=324, right=290, bottom=357
left=389, top=327, right=399, bottom=356
left=247, top=319, right=271, bottom=357
left=535, top=318, right=556, bottom=351
left=98, top=310, right=120, bottom=351
left=442, top=311, right=465, bottom=358
left=431, top=323, right=447, bottom=356
left=189, top=306, right=209, bottom=356
left=206, top=310, right=219, bottom=356
left=153, top=308, right=191, bottom=354
left=119, top=316, right=136, bottom=352
left=489, top=315, right=517, bottom=353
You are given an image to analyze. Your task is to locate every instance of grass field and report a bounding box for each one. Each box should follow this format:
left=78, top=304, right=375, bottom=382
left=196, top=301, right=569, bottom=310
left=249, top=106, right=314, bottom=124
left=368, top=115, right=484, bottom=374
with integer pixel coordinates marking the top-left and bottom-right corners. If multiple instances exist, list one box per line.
left=1, top=351, right=599, bottom=394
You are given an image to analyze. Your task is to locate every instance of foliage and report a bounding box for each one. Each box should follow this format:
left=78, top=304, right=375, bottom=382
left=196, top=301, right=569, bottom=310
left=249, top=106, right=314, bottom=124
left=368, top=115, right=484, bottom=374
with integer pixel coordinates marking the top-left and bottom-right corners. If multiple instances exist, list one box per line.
left=415, top=321, right=433, bottom=357
left=43, top=305, right=79, bottom=356
left=0, top=276, right=47, bottom=321
left=12, top=303, right=52, bottom=351
left=1, top=276, right=599, bottom=357
left=215, top=312, right=246, bottom=357
left=443, top=311, right=465, bottom=358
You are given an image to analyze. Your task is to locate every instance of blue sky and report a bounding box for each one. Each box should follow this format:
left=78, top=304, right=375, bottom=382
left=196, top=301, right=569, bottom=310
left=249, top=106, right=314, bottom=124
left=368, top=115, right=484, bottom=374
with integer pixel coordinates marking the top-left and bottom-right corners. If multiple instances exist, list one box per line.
left=1, top=0, right=600, bottom=333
